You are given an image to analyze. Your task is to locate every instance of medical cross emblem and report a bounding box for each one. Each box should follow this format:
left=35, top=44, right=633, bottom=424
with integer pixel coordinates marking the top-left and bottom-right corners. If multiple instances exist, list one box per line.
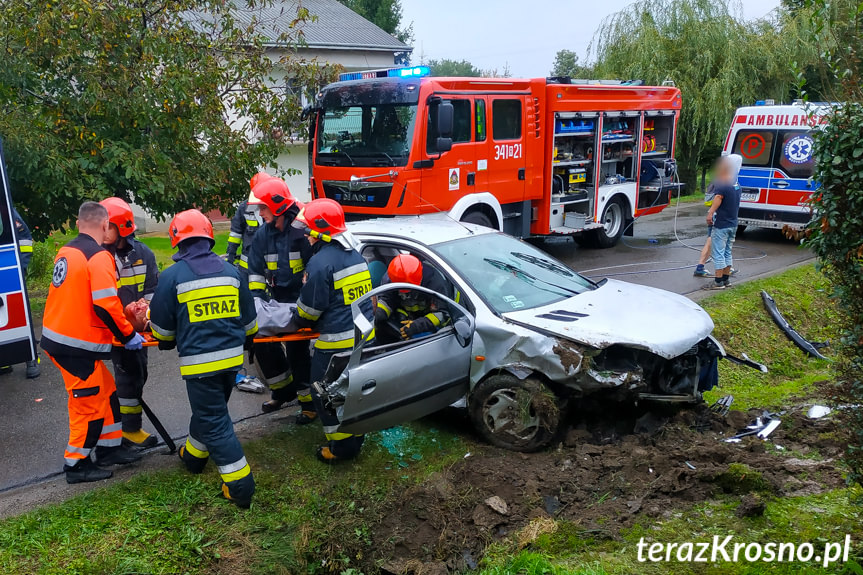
left=784, top=135, right=813, bottom=164
left=52, top=257, right=68, bottom=288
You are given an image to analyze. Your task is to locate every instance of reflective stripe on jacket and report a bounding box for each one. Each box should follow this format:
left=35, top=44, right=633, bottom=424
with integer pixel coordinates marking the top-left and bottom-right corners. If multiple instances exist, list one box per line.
left=112, top=237, right=159, bottom=306
left=42, top=234, right=136, bottom=361
left=148, top=259, right=258, bottom=379
left=246, top=220, right=311, bottom=303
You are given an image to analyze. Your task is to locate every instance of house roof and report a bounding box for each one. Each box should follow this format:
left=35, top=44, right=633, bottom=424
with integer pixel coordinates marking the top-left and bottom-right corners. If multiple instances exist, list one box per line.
left=229, top=0, right=412, bottom=52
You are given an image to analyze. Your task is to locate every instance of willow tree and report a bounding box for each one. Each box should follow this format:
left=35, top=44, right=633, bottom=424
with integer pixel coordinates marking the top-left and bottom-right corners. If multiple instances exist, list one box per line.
left=0, top=0, right=338, bottom=237
left=589, top=0, right=800, bottom=188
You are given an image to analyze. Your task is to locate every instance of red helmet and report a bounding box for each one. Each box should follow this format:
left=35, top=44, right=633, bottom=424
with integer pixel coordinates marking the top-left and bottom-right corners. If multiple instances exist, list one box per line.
left=249, top=171, right=271, bottom=190
left=387, top=254, right=423, bottom=286
left=100, top=197, right=136, bottom=237
left=169, top=209, right=214, bottom=248
left=302, top=198, right=347, bottom=239
left=251, top=178, right=295, bottom=217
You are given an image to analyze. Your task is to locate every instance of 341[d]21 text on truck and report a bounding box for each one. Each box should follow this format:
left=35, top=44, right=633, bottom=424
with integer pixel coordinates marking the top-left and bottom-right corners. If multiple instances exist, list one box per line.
left=305, top=67, right=684, bottom=248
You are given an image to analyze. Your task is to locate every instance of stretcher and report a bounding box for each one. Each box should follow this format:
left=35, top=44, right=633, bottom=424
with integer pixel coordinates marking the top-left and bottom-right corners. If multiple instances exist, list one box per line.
left=140, top=329, right=319, bottom=347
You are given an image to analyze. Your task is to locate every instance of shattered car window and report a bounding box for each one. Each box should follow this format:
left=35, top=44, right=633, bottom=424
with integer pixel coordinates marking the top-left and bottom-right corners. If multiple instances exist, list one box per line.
left=434, top=233, right=594, bottom=313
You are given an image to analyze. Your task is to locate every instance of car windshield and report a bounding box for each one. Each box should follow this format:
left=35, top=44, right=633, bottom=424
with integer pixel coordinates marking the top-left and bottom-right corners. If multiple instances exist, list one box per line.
left=317, top=104, right=417, bottom=167
left=434, top=233, right=595, bottom=313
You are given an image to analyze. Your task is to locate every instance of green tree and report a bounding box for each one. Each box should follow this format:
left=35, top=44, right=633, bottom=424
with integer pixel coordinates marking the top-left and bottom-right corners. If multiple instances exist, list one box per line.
left=550, top=49, right=588, bottom=78
left=337, top=0, right=413, bottom=46
left=589, top=0, right=800, bottom=187
left=428, top=59, right=483, bottom=77
left=801, top=0, right=863, bottom=484
left=0, top=0, right=338, bottom=237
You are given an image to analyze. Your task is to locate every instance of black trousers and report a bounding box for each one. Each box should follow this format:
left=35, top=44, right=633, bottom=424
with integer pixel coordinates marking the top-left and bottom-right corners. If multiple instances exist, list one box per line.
left=310, top=349, right=364, bottom=459
left=111, top=347, right=148, bottom=432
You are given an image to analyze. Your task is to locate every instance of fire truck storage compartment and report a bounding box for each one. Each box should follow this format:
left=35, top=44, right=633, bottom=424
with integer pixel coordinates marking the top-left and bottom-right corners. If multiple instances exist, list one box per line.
left=637, top=111, right=677, bottom=209
left=599, top=112, right=640, bottom=184
left=551, top=112, right=597, bottom=230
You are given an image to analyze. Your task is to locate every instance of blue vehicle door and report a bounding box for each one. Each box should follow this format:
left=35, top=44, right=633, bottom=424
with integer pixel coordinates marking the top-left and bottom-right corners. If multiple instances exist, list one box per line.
left=0, top=139, right=37, bottom=366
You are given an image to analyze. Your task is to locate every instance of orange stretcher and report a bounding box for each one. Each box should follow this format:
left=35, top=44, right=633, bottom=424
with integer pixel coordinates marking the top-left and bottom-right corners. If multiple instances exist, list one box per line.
left=141, top=329, right=319, bottom=347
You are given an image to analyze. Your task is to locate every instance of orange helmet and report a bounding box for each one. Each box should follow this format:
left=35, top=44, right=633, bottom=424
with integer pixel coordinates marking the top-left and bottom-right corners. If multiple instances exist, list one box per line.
left=169, top=209, right=214, bottom=248
left=387, top=254, right=423, bottom=286
left=249, top=171, right=272, bottom=190
left=302, top=198, right=347, bottom=239
left=100, top=197, right=136, bottom=237
left=251, top=178, right=295, bottom=217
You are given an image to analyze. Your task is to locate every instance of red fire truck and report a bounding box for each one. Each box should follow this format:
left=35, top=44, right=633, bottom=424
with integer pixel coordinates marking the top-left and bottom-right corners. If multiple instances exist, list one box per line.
left=307, top=66, right=682, bottom=247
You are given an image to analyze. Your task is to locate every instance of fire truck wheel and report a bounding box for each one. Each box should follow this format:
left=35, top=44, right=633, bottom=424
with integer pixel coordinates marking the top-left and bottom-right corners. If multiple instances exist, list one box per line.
left=461, top=210, right=494, bottom=229
left=589, top=197, right=626, bottom=248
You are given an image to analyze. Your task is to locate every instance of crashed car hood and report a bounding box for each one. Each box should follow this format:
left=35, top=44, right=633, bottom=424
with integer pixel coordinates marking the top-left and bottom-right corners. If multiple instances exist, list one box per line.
left=502, top=279, right=714, bottom=359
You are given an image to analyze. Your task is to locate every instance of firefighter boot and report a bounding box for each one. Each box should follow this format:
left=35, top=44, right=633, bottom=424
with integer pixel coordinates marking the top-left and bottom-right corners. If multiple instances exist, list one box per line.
left=122, top=429, right=158, bottom=450
left=64, top=457, right=113, bottom=484
left=221, top=474, right=255, bottom=509
left=94, top=445, right=143, bottom=466
left=179, top=441, right=209, bottom=474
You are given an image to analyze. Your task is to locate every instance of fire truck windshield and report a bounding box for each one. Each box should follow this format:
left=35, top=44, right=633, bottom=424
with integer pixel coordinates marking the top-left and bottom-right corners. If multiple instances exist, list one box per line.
left=317, top=103, right=417, bottom=167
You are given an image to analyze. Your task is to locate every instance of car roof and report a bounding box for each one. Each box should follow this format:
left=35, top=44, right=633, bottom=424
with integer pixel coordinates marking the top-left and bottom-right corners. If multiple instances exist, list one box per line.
left=346, top=214, right=498, bottom=246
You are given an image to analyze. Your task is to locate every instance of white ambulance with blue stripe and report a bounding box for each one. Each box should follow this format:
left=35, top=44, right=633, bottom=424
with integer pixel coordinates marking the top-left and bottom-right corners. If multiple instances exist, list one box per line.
left=722, top=100, right=832, bottom=233
left=0, top=139, right=37, bottom=366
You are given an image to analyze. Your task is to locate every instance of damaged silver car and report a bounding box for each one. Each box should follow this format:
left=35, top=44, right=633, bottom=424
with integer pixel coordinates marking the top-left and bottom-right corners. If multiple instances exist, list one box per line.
left=314, top=216, right=724, bottom=451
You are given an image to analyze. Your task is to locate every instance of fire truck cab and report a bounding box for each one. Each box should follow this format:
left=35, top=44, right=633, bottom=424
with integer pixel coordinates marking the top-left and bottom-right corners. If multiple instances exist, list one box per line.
left=723, top=100, right=832, bottom=233
left=308, top=67, right=683, bottom=247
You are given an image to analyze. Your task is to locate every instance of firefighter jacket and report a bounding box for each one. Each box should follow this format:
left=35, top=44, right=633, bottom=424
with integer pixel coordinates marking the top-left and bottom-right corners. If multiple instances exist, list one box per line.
left=42, top=234, right=136, bottom=373
left=110, top=236, right=159, bottom=306
left=149, top=240, right=258, bottom=379
left=11, top=207, right=33, bottom=273
left=376, top=266, right=450, bottom=331
left=226, top=201, right=263, bottom=269
left=296, top=241, right=373, bottom=351
left=247, top=221, right=311, bottom=303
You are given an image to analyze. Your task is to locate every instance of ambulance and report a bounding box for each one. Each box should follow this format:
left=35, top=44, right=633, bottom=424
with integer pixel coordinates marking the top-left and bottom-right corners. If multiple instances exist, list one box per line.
left=723, top=100, right=832, bottom=233
left=307, top=67, right=684, bottom=247
left=0, top=139, right=37, bottom=367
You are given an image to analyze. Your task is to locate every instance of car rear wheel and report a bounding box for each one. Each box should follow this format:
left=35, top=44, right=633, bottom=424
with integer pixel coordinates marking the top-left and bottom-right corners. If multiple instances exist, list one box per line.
left=468, top=374, right=564, bottom=452
left=461, top=210, right=494, bottom=229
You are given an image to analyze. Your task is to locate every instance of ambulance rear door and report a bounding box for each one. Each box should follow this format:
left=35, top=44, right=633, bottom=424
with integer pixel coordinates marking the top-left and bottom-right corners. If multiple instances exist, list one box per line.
left=0, top=139, right=37, bottom=366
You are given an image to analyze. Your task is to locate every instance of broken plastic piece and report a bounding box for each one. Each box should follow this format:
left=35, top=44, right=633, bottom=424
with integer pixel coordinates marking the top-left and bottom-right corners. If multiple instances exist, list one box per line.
left=761, top=291, right=829, bottom=360
left=710, top=395, right=734, bottom=416
left=725, top=352, right=769, bottom=373
left=685, top=461, right=696, bottom=470
left=807, top=405, right=832, bottom=419
left=756, top=418, right=781, bottom=439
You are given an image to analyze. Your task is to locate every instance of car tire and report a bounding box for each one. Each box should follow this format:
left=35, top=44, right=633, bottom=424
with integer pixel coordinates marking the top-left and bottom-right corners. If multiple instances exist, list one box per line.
left=468, top=374, right=564, bottom=452
left=586, top=197, right=626, bottom=249
left=736, top=224, right=747, bottom=236
left=461, top=210, right=494, bottom=229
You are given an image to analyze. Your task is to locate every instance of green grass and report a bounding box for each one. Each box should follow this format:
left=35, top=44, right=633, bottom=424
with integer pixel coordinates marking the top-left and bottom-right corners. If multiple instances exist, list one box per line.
left=700, top=264, right=837, bottom=410
left=138, top=230, right=232, bottom=270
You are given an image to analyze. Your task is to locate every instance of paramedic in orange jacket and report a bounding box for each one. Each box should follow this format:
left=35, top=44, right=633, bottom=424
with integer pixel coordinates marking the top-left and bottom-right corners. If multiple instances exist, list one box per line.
left=41, top=202, right=146, bottom=484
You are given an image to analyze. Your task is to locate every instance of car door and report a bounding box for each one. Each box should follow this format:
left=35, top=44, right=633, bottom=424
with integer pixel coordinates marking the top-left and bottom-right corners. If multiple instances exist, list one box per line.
left=328, top=283, right=475, bottom=435
left=0, top=139, right=37, bottom=366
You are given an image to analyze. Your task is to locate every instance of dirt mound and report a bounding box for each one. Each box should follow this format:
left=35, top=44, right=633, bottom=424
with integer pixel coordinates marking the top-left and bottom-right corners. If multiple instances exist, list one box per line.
left=366, top=404, right=846, bottom=574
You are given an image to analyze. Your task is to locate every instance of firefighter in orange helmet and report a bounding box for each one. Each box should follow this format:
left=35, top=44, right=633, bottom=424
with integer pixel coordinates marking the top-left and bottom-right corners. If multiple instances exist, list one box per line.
left=149, top=210, right=258, bottom=507
left=100, top=197, right=160, bottom=449
left=375, top=254, right=449, bottom=342
left=41, top=202, right=145, bottom=484
left=224, top=172, right=269, bottom=274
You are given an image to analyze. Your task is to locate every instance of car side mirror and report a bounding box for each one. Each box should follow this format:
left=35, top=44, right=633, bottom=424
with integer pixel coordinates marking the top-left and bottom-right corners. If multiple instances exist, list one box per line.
left=454, top=317, right=472, bottom=348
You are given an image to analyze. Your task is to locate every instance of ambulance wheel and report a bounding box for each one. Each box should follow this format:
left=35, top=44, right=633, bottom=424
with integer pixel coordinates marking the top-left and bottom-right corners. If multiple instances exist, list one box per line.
left=736, top=224, right=747, bottom=236
left=588, top=197, right=626, bottom=248
left=461, top=210, right=494, bottom=229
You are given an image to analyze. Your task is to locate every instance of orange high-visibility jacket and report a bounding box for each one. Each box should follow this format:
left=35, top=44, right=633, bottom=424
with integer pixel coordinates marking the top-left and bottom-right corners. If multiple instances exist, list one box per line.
left=42, top=234, right=135, bottom=363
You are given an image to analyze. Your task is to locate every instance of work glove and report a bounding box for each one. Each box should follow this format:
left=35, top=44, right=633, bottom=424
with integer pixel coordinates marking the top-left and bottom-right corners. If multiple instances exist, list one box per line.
left=400, top=317, right=434, bottom=340
left=124, top=332, right=145, bottom=351
left=157, top=339, right=177, bottom=351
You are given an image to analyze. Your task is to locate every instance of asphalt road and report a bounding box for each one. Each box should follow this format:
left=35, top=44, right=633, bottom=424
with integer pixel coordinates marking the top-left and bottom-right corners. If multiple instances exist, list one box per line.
left=0, top=203, right=812, bottom=492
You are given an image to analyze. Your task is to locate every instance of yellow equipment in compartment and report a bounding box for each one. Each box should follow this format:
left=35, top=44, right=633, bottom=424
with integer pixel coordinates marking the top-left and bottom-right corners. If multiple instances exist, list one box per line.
left=568, top=168, right=586, bottom=184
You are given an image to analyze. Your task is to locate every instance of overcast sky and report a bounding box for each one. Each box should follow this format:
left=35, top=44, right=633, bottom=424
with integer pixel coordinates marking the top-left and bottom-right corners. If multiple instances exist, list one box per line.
left=402, top=0, right=781, bottom=77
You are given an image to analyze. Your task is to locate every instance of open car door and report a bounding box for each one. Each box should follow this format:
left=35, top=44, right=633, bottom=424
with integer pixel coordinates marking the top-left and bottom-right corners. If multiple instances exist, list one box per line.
left=316, top=283, right=475, bottom=436
left=0, top=139, right=37, bottom=366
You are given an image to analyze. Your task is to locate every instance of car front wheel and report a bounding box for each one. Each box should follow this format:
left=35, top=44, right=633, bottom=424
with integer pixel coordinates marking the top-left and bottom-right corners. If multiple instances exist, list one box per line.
left=468, top=374, right=565, bottom=452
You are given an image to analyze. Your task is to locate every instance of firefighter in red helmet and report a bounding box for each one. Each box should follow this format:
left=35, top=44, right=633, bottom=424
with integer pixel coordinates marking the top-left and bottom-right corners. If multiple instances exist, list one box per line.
left=375, top=254, right=450, bottom=342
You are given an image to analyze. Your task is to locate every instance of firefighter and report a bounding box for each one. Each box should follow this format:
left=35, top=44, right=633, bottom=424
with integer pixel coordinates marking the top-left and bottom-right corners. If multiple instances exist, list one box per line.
left=149, top=209, right=258, bottom=508
left=100, top=197, right=160, bottom=449
left=224, top=172, right=269, bottom=276
left=246, top=178, right=313, bottom=417
left=0, top=207, right=41, bottom=378
left=375, top=254, right=450, bottom=342
left=292, top=198, right=373, bottom=464
left=41, top=202, right=144, bottom=484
